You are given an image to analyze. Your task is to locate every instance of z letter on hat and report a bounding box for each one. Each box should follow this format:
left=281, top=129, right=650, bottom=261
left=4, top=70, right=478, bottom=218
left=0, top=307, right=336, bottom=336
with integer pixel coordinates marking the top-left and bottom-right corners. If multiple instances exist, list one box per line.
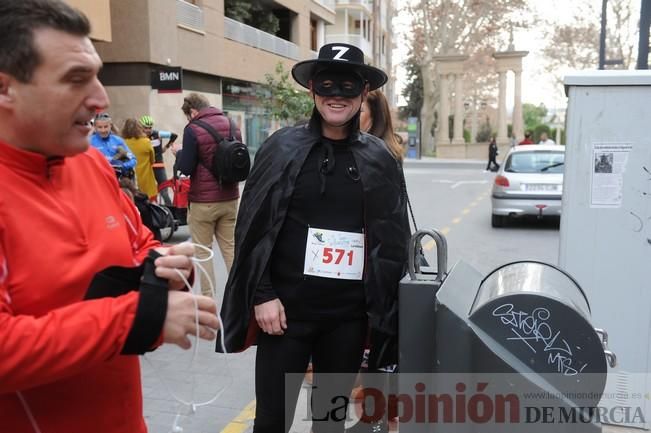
left=291, top=43, right=388, bottom=91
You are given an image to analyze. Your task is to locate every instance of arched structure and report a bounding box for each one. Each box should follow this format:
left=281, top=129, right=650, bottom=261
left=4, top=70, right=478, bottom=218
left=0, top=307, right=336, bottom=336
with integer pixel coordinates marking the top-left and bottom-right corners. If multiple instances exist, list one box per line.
left=492, top=50, right=529, bottom=145
left=433, top=54, right=468, bottom=147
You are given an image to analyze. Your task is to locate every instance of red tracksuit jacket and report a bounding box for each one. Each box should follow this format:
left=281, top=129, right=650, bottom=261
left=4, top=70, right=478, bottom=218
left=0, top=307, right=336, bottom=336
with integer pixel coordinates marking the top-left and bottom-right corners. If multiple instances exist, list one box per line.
left=0, top=140, right=160, bottom=432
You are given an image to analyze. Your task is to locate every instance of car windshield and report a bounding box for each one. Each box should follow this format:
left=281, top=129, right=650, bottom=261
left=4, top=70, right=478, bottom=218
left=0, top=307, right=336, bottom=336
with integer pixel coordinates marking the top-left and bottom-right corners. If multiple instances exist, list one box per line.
left=505, top=151, right=565, bottom=174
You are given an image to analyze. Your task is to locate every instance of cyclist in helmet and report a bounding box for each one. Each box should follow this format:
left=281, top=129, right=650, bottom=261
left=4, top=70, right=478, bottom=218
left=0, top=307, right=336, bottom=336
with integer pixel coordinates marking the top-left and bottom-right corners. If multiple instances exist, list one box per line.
left=139, top=115, right=178, bottom=206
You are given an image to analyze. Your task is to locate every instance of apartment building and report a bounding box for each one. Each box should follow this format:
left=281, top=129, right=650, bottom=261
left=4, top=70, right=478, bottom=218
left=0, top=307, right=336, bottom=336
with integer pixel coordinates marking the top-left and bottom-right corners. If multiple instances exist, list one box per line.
left=323, top=0, right=395, bottom=106
left=83, top=0, right=335, bottom=154
left=64, top=0, right=112, bottom=42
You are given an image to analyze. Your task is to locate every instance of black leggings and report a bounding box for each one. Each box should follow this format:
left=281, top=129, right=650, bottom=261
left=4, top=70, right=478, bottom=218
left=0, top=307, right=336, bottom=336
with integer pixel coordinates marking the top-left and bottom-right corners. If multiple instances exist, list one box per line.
left=486, top=157, right=500, bottom=171
left=253, top=318, right=367, bottom=433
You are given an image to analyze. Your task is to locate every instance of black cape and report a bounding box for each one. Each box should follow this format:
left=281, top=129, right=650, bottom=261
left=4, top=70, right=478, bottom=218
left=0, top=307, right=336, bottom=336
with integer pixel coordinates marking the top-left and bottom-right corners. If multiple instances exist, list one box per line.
left=217, top=114, right=410, bottom=368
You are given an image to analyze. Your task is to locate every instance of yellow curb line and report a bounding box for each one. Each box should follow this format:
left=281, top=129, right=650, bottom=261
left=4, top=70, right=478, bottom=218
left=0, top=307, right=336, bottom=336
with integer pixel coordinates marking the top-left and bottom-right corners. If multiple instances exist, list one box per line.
left=220, top=400, right=256, bottom=433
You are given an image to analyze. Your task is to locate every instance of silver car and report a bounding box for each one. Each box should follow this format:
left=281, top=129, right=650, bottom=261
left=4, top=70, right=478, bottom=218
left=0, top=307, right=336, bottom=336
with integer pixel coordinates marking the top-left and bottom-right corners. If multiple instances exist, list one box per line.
left=491, top=144, right=565, bottom=227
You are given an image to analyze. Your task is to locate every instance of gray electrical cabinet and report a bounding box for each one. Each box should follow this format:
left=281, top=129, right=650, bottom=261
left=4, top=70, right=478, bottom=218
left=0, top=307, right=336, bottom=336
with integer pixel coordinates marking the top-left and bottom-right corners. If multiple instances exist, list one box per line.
left=559, top=71, right=651, bottom=429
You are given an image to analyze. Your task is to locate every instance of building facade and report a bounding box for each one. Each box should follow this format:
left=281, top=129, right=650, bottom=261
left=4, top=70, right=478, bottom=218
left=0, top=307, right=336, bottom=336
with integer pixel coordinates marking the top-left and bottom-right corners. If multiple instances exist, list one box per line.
left=67, top=0, right=395, bottom=156
left=86, top=0, right=335, bottom=156
left=323, top=0, right=395, bottom=106
left=64, top=0, right=113, bottom=42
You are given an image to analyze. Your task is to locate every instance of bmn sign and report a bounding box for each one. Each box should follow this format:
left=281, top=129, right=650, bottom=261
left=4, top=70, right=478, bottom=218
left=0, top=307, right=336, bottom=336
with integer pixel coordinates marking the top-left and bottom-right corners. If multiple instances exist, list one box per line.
left=151, top=66, right=182, bottom=93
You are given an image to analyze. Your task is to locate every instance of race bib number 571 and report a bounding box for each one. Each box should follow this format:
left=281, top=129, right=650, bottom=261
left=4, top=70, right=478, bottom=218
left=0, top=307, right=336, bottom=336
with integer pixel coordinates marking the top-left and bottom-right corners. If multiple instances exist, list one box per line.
left=304, top=227, right=365, bottom=280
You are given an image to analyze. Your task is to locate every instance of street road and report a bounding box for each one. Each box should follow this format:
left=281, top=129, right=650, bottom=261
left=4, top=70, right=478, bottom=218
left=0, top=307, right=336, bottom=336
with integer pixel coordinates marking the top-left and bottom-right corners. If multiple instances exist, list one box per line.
left=142, top=162, right=562, bottom=433
left=405, top=165, right=560, bottom=276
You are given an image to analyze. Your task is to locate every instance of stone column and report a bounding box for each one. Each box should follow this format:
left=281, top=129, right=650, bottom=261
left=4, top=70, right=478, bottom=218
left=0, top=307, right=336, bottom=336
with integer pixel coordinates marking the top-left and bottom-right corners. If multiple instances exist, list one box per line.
left=471, top=100, right=478, bottom=144
left=451, top=73, right=465, bottom=145
left=493, top=50, right=528, bottom=146
left=512, top=69, right=524, bottom=141
left=433, top=54, right=468, bottom=149
left=437, top=74, right=450, bottom=146
left=496, top=70, right=508, bottom=145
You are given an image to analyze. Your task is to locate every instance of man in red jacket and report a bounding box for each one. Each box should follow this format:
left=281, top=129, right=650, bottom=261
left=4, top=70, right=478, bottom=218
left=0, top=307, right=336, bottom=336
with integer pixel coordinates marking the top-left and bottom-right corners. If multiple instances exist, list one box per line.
left=0, top=1, right=220, bottom=432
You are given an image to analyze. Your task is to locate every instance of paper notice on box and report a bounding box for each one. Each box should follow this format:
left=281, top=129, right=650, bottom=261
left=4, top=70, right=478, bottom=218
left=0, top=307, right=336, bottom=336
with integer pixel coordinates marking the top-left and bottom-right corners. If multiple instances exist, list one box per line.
left=590, top=143, right=632, bottom=208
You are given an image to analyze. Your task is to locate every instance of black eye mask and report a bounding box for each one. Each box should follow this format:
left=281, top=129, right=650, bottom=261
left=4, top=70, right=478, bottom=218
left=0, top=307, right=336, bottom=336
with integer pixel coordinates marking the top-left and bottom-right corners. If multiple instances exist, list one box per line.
left=313, top=71, right=365, bottom=98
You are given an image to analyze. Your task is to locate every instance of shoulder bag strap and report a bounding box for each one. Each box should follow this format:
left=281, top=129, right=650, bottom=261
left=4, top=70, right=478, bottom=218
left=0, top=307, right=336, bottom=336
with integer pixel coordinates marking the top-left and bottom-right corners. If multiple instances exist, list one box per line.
left=399, top=163, right=418, bottom=232
left=227, top=117, right=235, bottom=140
left=191, top=119, right=224, bottom=143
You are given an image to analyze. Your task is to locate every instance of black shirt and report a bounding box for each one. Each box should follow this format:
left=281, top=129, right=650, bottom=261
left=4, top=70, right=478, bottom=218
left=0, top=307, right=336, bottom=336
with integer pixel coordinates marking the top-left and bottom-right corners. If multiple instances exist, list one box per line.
left=260, top=137, right=366, bottom=321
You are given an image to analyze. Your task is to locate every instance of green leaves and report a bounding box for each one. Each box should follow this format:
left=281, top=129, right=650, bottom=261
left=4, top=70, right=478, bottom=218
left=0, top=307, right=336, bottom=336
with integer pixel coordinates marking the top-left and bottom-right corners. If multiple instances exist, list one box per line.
left=257, top=62, right=313, bottom=126
left=225, top=0, right=280, bottom=35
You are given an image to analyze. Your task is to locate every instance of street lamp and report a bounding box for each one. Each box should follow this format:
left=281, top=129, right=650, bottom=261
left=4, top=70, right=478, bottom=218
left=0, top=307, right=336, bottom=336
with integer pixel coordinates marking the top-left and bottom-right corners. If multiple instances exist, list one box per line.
left=599, top=0, right=624, bottom=69
left=637, top=0, right=651, bottom=69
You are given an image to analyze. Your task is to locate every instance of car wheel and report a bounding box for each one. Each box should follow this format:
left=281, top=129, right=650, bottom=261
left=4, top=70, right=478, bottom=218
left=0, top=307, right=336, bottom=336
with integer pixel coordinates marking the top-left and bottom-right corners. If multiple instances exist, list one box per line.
left=491, top=214, right=506, bottom=228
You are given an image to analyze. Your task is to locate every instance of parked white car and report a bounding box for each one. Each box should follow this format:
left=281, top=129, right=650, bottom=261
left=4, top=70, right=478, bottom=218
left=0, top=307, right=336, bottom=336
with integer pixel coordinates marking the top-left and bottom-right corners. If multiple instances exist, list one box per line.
left=491, top=144, right=565, bottom=227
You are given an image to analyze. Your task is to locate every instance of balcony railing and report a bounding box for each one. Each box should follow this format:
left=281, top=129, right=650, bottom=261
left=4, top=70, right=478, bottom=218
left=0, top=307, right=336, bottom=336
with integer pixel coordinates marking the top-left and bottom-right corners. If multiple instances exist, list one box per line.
left=177, top=0, right=204, bottom=32
left=323, top=0, right=373, bottom=12
left=224, top=17, right=300, bottom=60
left=324, top=34, right=372, bottom=58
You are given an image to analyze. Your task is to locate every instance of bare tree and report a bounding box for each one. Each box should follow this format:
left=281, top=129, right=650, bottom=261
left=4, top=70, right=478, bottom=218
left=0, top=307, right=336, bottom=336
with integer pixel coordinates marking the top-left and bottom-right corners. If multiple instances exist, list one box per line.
left=406, top=0, right=526, bottom=154
left=542, top=0, right=638, bottom=87
left=463, top=48, right=498, bottom=141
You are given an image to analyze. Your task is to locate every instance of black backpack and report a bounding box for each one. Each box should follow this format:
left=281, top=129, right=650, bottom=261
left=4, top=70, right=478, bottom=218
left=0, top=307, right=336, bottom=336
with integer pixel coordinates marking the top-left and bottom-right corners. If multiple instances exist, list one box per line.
left=192, top=118, right=251, bottom=184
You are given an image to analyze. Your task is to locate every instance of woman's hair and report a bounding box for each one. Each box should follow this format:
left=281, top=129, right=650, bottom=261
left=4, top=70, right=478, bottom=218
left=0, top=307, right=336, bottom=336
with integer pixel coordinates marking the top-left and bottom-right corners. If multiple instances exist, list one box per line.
left=365, top=90, right=404, bottom=161
left=121, top=118, right=145, bottom=139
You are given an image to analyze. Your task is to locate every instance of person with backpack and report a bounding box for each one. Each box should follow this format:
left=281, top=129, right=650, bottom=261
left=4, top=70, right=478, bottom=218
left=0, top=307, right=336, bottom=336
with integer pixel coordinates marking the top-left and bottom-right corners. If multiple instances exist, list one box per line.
left=177, top=93, right=243, bottom=296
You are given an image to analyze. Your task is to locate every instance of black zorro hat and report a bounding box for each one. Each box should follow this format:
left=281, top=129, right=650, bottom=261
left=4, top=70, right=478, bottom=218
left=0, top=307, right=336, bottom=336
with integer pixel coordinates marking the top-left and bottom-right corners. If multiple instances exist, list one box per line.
left=291, top=43, right=388, bottom=91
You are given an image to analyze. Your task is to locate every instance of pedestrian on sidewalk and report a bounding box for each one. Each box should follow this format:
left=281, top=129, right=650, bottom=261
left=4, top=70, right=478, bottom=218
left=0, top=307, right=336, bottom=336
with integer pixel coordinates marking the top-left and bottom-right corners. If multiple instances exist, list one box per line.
left=538, top=131, right=556, bottom=145
left=486, top=136, right=500, bottom=171
left=122, top=118, right=158, bottom=200
left=357, top=88, right=404, bottom=432
left=139, top=115, right=178, bottom=206
left=360, top=89, right=405, bottom=161
left=90, top=111, right=137, bottom=178
left=218, top=43, right=409, bottom=433
left=177, top=93, right=242, bottom=296
left=519, top=130, right=534, bottom=145
left=0, top=2, right=219, bottom=432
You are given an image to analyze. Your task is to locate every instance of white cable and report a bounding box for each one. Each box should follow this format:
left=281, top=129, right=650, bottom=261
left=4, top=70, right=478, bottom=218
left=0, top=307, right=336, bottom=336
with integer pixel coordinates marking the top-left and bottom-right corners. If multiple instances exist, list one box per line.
left=143, top=242, right=233, bottom=433
left=18, top=243, right=231, bottom=433
left=16, top=391, right=43, bottom=433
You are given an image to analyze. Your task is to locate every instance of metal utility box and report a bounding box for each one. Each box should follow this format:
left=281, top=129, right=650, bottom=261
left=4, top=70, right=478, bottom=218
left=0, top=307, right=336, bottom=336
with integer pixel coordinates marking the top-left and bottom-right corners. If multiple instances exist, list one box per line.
left=398, top=230, right=611, bottom=433
left=559, top=70, right=651, bottom=429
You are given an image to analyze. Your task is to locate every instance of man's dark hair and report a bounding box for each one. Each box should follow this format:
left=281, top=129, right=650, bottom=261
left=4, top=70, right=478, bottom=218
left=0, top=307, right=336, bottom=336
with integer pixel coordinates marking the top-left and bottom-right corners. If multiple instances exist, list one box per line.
left=0, top=0, right=90, bottom=83
left=181, top=93, right=210, bottom=117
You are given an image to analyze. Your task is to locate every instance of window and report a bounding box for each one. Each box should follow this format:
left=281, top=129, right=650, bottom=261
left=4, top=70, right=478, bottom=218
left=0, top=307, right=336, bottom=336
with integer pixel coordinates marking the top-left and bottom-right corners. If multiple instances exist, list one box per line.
left=506, top=151, right=565, bottom=174
left=310, top=19, right=317, bottom=51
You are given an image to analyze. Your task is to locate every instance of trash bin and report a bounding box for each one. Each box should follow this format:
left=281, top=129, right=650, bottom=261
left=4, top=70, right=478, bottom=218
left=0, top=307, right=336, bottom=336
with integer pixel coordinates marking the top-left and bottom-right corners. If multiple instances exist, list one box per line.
left=398, top=232, right=616, bottom=433
left=469, top=261, right=614, bottom=379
